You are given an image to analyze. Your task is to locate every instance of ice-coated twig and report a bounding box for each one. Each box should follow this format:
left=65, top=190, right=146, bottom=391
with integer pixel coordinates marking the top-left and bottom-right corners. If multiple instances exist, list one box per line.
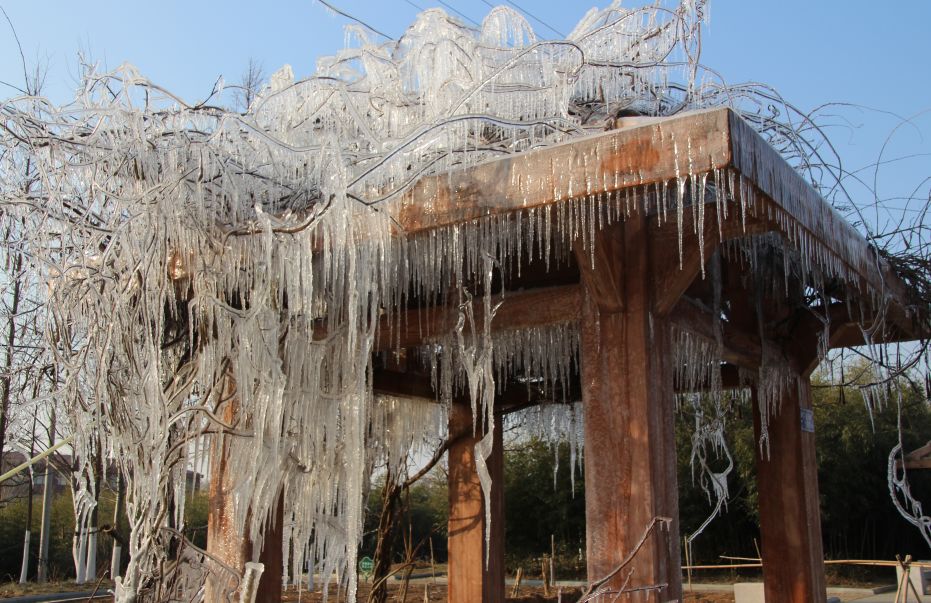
left=578, top=516, right=673, bottom=602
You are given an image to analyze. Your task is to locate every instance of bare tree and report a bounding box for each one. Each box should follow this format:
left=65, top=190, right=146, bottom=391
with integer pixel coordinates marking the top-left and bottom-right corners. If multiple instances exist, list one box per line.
left=232, top=58, right=265, bottom=112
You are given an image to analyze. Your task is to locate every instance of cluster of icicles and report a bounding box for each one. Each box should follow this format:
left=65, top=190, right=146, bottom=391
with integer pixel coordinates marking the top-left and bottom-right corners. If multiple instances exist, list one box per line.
left=0, top=0, right=925, bottom=600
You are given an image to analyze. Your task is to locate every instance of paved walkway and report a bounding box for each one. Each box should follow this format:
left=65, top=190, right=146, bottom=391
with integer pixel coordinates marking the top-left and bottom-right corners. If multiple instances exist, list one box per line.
left=684, top=582, right=902, bottom=602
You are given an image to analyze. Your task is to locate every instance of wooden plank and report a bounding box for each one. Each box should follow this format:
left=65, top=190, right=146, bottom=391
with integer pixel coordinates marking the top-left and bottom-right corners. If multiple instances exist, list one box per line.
left=727, top=113, right=882, bottom=294
left=391, top=109, right=732, bottom=234
left=905, top=441, right=931, bottom=462
left=753, top=379, right=827, bottom=603
left=576, top=220, right=682, bottom=602
left=903, top=458, right=931, bottom=470
left=372, top=369, right=439, bottom=400
left=447, top=403, right=504, bottom=603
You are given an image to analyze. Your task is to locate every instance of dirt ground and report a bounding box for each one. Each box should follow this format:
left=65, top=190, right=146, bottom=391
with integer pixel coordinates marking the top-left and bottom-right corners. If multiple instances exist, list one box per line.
left=681, top=592, right=735, bottom=603
left=280, top=583, right=736, bottom=602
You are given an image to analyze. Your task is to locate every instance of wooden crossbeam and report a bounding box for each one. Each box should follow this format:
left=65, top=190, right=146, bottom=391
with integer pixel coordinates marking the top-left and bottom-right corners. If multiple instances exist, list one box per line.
left=170, top=110, right=919, bottom=344
left=374, top=285, right=581, bottom=351
left=374, top=282, right=918, bottom=363
left=787, top=302, right=923, bottom=375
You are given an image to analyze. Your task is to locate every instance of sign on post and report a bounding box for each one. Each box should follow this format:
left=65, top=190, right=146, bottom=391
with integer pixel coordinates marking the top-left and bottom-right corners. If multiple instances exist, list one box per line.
left=800, top=408, right=815, bottom=433
left=359, top=556, right=374, bottom=576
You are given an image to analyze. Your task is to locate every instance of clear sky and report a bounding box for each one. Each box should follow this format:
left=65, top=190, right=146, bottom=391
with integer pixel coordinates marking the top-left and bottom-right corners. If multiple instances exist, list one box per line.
left=1, top=0, right=929, bottom=227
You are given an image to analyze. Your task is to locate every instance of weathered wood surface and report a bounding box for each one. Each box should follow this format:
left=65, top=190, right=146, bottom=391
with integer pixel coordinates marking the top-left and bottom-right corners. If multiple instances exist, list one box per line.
left=576, top=220, right=682, bottom=602
left=447, top=403, right=505, bottom=603
left=393, top=108, right=731, bottom=233
left=753, top=380, right=827, bottom=603
left=900, top=441, right=931, bottom=470
left=255, top=498, right=284, bottom=603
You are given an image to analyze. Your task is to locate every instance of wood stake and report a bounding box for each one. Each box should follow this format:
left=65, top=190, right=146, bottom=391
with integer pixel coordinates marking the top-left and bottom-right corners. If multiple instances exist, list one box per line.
left=429, top=537, right=435, bottom=584
left=551, top=534, right=556, bottom=585
left=684, top=536, right=693, bottom=593
left=510, top=567, right=523, bottom=598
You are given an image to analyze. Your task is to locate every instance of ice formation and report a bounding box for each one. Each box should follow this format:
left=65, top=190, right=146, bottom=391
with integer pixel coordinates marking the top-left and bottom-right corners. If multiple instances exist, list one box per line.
left=0, top=0, right=927, bottom=600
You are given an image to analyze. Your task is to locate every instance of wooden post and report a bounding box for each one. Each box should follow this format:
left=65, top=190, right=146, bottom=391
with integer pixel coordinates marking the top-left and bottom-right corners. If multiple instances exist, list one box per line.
left=447, top=402, right=505, bottom=603
left=577, top=218, right=682, bottom=602
left=753, top=378, right=826, bottom=603
left=205, top=387, right=249, bottom=602
left=205, top=378, right=284, bottom=602
left=254, top=497, right=285, bottom=602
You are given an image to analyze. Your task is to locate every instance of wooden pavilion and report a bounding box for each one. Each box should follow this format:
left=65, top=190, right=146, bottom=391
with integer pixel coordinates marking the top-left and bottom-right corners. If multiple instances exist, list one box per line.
left=207, top=107, right=926, bottom=603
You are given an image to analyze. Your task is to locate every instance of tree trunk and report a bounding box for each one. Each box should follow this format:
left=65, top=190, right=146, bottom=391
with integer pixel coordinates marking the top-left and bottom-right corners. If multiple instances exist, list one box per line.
left=19, top=414, right=37, bottom=583
left=37, top=409, right=55, bottom=583
left=369, top=436, right=453, bottom=603
left=111, top=473, right=125, bottom=580
left=85, top=451, right=102, bottom=583
left=370, top=474, right=401, bottom=603
left=0, top=243, right=24, bottom=500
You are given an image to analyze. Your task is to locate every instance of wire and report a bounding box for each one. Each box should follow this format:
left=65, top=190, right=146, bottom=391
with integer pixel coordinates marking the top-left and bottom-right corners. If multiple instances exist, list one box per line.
left=315, top=0, right=395, bottom=40
left=402, top=0, right=425, bottom=11
left=504, top=0, right=565, bottom=38
left=436, top=0, right=480, bottom=26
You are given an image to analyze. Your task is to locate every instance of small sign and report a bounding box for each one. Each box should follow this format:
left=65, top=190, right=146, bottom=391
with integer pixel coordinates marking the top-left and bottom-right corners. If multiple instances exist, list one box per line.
left=800, top=408, right=815, bottom=433
left=359, top=556, right=374, bottom=575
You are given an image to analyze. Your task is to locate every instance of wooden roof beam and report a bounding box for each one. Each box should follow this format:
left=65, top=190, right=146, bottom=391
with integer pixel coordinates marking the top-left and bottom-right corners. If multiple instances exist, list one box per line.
left=391, top=108, right=731, bottom=234
left=389, top=107, right=919, bottom=340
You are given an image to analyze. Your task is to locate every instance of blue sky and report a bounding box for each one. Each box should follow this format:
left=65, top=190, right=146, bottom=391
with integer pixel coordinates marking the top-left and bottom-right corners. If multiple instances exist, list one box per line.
left=1, top=0, right=928, bottom=226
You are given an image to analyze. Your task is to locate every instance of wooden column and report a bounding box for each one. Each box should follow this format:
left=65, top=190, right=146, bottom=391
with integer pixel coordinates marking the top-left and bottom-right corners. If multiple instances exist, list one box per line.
left=254, top=497, right=285, bottom=602
left=447, top=402, right=505, bottom=603
left=206, top=387, right=249, bottom=602
left=577, top=218, right=682, bottom=602
left=753, top=379, right=826, bottom=603
left=205, top=379, right=284, bottom=602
